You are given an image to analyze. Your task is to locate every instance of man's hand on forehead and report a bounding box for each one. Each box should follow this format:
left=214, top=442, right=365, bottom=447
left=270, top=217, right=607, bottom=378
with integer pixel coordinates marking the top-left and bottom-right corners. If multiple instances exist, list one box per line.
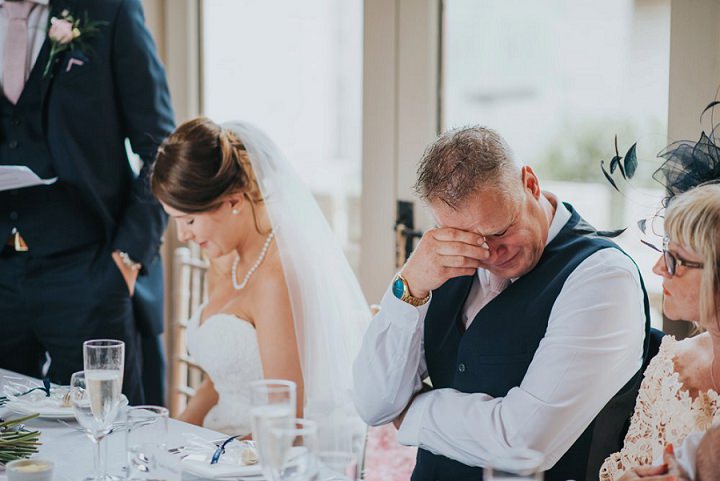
left=400, top=227, right=491, bottom=299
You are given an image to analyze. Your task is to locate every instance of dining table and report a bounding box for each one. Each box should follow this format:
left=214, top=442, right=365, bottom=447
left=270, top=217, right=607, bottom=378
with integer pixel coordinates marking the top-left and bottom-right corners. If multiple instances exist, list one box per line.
left=0, top=368, right=230, bottom=481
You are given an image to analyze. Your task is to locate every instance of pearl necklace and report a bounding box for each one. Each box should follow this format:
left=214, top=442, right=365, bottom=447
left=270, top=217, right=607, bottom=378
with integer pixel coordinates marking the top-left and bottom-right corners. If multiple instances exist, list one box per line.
left=231, top=231, right=275, bottom=290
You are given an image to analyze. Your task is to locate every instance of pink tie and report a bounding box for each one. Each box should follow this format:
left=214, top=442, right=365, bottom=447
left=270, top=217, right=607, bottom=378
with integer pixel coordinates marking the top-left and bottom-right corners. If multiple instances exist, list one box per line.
left=3, top=1, right=35, bottom=104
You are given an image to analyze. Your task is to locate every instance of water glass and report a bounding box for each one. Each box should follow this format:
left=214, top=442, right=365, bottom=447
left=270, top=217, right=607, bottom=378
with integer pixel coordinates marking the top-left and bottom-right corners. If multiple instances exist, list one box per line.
left=317, top=451, right=359, bottom=480
left=126, top=405, right=172, bottom=480
left=105, top=395, right=129, bottom=478
left=250, top=379, right=296, bottom=475
left=483, top=449, right=544, bottom=480
left=266, top=418, right=318, bottom=481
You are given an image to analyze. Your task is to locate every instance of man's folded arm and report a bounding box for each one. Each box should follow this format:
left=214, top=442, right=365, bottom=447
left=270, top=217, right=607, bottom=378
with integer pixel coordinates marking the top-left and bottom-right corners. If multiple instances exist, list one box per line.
left=396, top=250, right=646, bottom=471
left=353, top=285, right=431, bottom=425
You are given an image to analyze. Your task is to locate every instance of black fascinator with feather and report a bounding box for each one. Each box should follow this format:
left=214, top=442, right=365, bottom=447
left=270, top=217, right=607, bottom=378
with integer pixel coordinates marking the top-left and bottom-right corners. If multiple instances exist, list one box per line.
left=654, top=126, right=720, bottom=206
left=601, top=101, right=720, bottom=236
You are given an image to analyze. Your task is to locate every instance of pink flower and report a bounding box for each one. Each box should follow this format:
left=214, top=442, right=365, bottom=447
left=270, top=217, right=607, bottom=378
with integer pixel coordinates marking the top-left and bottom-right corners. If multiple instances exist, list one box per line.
left=48, top=17, right=75, bottom=44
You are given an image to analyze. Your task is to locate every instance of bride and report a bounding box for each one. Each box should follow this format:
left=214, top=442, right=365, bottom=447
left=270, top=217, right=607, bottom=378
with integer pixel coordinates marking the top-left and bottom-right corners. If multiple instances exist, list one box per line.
left=150, top=118, right=369, bottom=450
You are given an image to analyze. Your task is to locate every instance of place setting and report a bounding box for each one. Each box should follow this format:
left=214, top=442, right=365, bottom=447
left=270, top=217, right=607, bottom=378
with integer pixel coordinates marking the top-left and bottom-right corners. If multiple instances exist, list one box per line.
left=0, top=362, right=360, bottom=481
left=179, top=379, right=359, bottom=481
left=1, top=356, right=73, bottom=421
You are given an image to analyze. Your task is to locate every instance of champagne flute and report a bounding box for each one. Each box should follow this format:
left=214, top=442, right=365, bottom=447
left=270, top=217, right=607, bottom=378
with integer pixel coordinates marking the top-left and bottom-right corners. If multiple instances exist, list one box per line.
left=84, top=340, right=124, bottom=428
left=75, top=339, right=125, bottom=481
left=250, top=380, right=296, bottom=480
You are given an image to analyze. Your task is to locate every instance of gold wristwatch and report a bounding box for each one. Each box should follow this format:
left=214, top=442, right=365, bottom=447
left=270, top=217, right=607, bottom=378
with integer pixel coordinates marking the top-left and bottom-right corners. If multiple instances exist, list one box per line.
left=392, top=274, right=431, bottom=306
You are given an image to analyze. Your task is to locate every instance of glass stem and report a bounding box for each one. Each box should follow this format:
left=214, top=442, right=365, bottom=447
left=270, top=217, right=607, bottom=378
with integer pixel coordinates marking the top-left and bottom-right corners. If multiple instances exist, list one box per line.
left=94, top=436, right=107, bottom=480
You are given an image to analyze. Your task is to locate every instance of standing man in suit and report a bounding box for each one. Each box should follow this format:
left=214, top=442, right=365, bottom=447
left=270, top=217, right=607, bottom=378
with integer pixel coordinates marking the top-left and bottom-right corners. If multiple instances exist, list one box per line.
left=0, top=0, right=174, bottom=405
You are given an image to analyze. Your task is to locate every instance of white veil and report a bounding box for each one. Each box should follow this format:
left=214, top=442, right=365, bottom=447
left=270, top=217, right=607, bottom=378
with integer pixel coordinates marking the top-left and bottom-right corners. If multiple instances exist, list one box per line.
left=222, top=121, right=370, bottom=452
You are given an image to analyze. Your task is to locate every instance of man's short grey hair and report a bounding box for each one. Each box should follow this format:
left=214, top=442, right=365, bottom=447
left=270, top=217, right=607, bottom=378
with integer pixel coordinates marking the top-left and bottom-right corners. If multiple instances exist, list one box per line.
left=414, top=126, right=521, bottom=208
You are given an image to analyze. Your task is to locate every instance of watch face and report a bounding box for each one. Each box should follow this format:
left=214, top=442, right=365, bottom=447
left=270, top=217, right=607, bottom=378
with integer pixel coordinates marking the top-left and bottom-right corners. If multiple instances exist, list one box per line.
left=392, top=277, right=405, bottom=299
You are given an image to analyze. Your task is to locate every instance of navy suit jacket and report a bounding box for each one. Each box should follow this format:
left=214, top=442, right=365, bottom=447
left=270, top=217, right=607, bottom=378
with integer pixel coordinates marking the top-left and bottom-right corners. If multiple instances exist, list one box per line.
left=42, top=0, right=175, bottom=334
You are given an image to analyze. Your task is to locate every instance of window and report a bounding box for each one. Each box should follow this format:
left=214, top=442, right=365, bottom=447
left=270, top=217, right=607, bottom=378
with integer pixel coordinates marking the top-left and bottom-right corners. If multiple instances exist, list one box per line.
left=442, top=0, right=671, bottom=326
left=202, top=0, right=364, bottom=269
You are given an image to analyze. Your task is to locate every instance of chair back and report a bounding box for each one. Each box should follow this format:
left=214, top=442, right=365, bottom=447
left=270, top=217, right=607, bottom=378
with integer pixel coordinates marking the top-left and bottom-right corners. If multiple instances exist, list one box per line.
left=167, top=246, right=209, bottom=415
left=642, top=327, right=665, bottom=376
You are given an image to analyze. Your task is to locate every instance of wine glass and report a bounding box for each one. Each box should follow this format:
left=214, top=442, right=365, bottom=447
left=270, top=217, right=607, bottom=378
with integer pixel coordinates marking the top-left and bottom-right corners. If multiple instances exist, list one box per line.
left=266, top=418, right=318, bottom=481
left=70, top=371, right=124, bottom=481
left=126, top=406, right=171, bottom=480
left=250, top=380, right=296, bottom=480
left=483, top=448, right=545, bottom=480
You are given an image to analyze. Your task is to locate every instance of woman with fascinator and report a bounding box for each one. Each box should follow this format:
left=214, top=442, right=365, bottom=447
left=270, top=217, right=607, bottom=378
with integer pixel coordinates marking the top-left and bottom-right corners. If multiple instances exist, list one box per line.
left=150, top=118, right=370, bottom=450
left=600, top=127, right=720, bottom=481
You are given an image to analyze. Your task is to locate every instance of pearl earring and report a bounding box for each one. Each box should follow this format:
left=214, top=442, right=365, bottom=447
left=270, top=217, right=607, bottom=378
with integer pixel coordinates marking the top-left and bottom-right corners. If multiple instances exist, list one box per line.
left=232, top=208, right=239, bottom=215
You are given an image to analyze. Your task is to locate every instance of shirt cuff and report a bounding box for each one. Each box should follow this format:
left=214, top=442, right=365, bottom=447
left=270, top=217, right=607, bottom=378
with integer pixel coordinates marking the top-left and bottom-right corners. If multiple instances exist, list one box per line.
left=396, top=389, right=433, bottom=447
left=378, top=282, right=432, bottom=330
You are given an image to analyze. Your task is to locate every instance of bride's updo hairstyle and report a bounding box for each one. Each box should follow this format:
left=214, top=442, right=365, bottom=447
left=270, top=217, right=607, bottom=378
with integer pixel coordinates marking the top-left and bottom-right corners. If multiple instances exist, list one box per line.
left=151, top=117, right=265, bottom=230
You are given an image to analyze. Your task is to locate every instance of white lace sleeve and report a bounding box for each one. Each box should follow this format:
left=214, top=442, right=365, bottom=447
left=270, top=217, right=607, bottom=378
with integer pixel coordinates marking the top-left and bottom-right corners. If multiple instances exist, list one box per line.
left=599, top=336, right=720, bottom=481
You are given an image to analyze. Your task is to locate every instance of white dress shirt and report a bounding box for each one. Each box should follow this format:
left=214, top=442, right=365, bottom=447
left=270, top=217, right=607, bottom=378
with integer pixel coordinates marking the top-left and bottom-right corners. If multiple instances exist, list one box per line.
left=0, top=0, right=50, bottom=89
left=353, top=200, right=646, bottom=471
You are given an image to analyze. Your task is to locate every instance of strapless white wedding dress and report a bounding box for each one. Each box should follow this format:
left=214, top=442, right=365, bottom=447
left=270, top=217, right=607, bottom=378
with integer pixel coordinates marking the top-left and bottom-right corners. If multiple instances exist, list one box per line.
left=185, top=305, right=264, bottom=435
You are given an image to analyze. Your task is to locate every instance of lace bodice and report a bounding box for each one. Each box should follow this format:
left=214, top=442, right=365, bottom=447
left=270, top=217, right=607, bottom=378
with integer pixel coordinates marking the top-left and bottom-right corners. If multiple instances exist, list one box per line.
left=600, top=336, right=720, bottom=481
left=185, top=305, right=264, bottom=435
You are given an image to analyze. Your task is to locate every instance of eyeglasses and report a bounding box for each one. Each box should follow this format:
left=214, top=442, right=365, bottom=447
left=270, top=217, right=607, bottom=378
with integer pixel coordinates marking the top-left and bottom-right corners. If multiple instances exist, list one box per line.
left=210, top=434, right=242, bottom=464
left=642, top=237, right=704, bottom=276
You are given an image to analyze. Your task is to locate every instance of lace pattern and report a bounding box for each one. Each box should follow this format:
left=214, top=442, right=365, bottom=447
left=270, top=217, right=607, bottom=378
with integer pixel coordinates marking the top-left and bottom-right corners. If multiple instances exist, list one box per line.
left=599, top=336, right=720, bottom=481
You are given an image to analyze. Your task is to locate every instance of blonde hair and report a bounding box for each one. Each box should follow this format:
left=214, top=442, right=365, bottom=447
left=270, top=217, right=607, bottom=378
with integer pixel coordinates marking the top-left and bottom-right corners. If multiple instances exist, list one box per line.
left=664, top=183, right=720, bottom=328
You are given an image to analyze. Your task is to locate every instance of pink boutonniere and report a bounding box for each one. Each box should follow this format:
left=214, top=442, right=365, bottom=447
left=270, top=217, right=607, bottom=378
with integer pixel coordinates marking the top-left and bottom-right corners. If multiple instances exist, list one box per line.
left=43, top=9, right=107, bottom=77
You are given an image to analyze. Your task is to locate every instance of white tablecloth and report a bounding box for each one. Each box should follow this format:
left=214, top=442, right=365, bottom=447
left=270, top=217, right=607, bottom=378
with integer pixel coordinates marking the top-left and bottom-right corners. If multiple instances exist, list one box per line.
left=0, top=369, right=224, bottom=480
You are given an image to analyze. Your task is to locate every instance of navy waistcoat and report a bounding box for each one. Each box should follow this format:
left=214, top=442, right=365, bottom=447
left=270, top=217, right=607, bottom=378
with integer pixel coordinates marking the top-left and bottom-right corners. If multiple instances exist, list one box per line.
left=412, top=204, right=650, bottom=481
left=0, top=41, right=102, bottom=254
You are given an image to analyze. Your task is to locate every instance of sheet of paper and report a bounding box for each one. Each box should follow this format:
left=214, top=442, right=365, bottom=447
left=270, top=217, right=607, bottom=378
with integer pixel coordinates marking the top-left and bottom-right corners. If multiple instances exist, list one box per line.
left=0, top=165, right=58, bottom=191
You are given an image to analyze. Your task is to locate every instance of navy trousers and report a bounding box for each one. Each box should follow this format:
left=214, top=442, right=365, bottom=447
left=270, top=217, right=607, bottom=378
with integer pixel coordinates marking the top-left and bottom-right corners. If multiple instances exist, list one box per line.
left=0, top=243, right=144, bottom=405
left=141, top=334, right=166, bottom=406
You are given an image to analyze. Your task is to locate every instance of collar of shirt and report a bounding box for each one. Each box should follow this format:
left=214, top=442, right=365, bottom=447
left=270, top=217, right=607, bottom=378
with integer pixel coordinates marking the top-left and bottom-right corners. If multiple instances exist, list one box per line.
left=0, top=0, right=50, bottom=6
left=0, top=0, right=50, bottom=19
left=476, top=192, right=571, bottom=285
